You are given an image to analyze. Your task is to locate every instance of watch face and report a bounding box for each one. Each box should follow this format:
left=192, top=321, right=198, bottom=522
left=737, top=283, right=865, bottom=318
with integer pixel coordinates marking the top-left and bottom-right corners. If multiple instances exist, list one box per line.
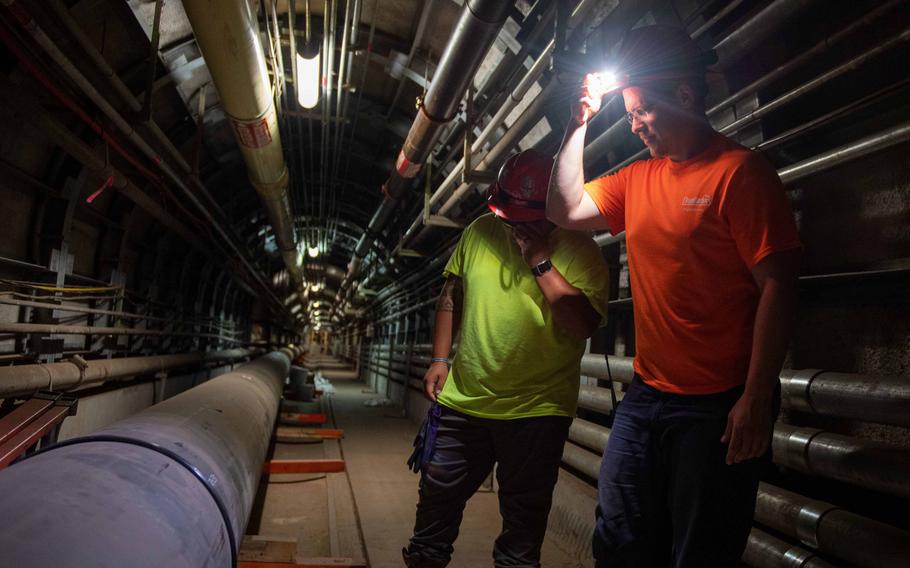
left=532, top=259, right=552, bottom=276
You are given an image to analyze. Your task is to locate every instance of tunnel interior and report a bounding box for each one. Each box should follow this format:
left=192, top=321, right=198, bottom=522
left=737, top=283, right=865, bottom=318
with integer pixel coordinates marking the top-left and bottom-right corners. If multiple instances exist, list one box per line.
left=0, top=0, right=908, bottom=567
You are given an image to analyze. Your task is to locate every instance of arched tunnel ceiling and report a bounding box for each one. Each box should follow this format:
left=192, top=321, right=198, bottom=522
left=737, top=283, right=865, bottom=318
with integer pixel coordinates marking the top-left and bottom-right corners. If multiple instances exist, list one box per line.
left=124, top=0, right=469, bottom=269
left=6, top=0, right=908, bottom=332
left=116, top=0, right=564, bottom=310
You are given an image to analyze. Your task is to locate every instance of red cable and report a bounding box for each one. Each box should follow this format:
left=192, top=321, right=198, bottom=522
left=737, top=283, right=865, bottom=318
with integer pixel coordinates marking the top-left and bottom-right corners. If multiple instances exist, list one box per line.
left=0, top=16, right=163, bottom=185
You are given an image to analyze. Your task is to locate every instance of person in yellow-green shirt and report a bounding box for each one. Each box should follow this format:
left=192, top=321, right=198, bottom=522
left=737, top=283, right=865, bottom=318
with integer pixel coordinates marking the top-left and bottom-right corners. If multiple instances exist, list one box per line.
left=403, top=149, right=611, bottom=568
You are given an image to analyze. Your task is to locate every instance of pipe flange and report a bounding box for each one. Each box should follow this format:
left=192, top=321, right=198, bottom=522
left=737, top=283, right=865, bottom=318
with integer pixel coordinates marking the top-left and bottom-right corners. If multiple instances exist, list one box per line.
left=252, top=167, right=290, bottom=196
left=780, top=368, right=824, bottom=413
left=782, top=425, right=824, bottom=472
left=796, top=500, right=837, bottom=549
left=782, top=546, right=815, bottom=567
left=67, top=354, right=90, bottom=391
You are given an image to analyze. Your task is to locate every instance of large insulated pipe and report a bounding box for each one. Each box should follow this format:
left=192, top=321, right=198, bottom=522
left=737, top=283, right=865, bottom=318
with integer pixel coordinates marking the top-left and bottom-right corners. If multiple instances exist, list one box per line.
left=182, top=0, right=300, bottom=281
left=0, top=347, right=298, bottom=567
left=754, top=482, right=910, bottom=568
left=0, top=349, right=251, bottom=399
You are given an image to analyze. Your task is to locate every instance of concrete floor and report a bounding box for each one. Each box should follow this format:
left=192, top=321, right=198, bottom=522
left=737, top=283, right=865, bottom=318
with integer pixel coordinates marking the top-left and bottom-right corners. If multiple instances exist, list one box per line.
left=254, top=370, right=586, bottom=567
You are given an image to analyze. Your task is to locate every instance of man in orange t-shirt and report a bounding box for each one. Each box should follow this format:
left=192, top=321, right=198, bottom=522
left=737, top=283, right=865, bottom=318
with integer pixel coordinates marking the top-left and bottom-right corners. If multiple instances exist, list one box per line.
left=548, top=26, right=801, bottom=567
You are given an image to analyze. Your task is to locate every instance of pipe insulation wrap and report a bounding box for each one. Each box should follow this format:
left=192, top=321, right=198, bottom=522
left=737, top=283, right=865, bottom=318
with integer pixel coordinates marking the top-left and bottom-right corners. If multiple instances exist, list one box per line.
left=0, top=349, right=298, bottom=567
left=182, top=0, right=299, bottom=271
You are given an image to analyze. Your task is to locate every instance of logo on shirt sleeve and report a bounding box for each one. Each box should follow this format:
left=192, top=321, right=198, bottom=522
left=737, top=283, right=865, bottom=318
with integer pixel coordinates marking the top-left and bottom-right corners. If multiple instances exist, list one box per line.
left=682, top=195, right=712, bottom=211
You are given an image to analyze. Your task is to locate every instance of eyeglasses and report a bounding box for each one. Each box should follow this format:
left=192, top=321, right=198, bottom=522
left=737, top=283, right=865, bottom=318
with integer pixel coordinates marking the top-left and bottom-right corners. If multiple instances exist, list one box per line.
left=624, top=104, right=654, bottom=125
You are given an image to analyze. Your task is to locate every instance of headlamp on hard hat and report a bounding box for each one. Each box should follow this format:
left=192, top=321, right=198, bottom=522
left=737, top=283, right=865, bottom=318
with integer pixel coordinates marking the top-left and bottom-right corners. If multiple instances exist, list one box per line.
left=584, top=69, right=628, bottom=100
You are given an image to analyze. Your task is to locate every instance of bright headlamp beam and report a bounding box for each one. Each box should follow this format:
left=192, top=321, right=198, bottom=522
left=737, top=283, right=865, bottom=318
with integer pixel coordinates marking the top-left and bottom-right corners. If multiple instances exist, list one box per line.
left=587, top=69, right=624, bottom=99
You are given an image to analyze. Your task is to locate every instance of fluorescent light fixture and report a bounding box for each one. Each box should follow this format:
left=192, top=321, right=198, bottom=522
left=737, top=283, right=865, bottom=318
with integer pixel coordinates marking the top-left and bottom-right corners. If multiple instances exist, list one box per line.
left=296, top=44, right=320, bottom=109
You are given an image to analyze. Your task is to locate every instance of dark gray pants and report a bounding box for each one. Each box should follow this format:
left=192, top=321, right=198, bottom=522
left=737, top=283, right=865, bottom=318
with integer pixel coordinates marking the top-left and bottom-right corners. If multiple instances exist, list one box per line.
left=404, top=405, right=572, bottom=568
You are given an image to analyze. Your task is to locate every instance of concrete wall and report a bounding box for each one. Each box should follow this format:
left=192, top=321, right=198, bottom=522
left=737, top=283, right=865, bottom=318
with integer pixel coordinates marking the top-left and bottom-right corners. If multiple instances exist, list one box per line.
left=58, top=363, right=236, bottom=440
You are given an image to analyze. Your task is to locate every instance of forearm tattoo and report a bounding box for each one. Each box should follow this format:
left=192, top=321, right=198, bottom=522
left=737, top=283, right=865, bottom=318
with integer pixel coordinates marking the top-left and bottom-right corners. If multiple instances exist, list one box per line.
left=436, top=277, right=462, bottom=313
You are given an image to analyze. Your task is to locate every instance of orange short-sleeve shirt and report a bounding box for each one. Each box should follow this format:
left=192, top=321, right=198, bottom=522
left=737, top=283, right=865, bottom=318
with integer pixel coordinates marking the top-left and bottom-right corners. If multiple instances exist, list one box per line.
left=584, top=133, right=801, bottom=394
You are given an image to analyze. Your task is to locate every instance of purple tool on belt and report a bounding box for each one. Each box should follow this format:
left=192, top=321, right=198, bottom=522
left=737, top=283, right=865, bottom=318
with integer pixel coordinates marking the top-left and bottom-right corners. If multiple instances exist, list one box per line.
left=407, top=403, right=442, bottom=473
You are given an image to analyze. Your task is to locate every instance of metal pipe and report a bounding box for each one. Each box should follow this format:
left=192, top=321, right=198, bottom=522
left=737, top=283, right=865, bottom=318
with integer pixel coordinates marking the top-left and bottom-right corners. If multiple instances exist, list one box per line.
left=755, top=482, right=910, bottom=568
left=0, top=348, right=298, bottom=567
left=778, top=121, right=910, bottom=184
left=380, top=0, right=512, bottom=202
left=430, top=3, right=557, bottom=174
left=402, top=0, right=652, bottom=249
left=773, top=424, right=910, bottom=499
left=0, top=295, right=239, bottom=332
left=0, top=349, right=251, bottom=398
left=712, top=0, right=819, bottom=68
left=426, top=0, right=599, bottom=213
left=561, top=429, right=876, bottom=568
left=743, top=528, right=837, bottom=568
left=182, top=0, right=301, bottom=282
left=780, top=368, right=910, bottom=428
left=384, top=0, right=434, bottom=122
left=413, top=80, right=557, bottom=241
left=568, top=417, right=610, bottom=454
left=329, top=0, right=356, bottom=222
left=709, top=0, right=905, bottom=116
left=574, top=356, right=910, bottom=429
left=0, top=322, right=244, bottom=344
left=719, top=27, right=910, bottom=137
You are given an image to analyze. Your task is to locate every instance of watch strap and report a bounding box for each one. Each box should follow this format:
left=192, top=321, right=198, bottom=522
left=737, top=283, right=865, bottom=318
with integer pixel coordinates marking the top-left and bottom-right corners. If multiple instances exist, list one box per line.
left=531, top=258, right=553, bottom=277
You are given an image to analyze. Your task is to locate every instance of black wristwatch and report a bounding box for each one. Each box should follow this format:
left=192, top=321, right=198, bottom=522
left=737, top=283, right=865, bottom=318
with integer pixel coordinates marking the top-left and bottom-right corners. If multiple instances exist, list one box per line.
left=531, top=258, right=553, bottom=277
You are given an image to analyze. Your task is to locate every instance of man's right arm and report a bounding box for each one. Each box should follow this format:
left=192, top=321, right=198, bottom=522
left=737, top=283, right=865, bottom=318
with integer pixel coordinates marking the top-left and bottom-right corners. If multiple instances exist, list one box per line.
left=424, top=276, right=463, bottom=401
left=548, top=105, right=611, bottom=232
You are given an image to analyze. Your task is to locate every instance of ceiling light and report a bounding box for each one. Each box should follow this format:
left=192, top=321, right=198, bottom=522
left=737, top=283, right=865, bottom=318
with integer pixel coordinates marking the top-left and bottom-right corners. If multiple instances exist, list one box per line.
left=296, top=43, right=320, bottom=109
left=307, top=246, right=320, bottom=258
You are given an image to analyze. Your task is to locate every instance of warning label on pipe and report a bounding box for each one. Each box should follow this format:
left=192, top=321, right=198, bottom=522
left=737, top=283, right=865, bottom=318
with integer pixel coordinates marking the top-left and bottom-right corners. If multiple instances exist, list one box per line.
left=232, top=118, right=272, bottom=148
left=396, top=151, right=421, bottom=178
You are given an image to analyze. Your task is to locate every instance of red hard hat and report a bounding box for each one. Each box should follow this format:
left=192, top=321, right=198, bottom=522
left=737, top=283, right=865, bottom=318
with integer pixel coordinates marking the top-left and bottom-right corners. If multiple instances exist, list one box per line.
left=486, top=149, right=553, bottom=222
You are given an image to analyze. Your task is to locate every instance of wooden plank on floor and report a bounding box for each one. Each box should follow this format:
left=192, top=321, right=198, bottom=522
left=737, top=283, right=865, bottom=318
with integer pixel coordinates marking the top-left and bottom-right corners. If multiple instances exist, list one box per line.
left=280, top=412, right=327, bottom=425
left=238, top=535, right=297, bottom=563
left=263, top=459, right=346, bottom=474
left=323, top=436, right=368, bottom=566
left=275, top=426, right=344, bottom=441
left=238, top=560, right=366, bottom=568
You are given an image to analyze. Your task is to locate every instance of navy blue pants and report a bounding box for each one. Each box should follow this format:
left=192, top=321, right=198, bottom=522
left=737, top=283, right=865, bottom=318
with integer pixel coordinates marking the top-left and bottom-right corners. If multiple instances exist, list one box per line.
left=405, top=405, right=572, bottom=568
left=593, top=376, right=776, bottom=568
